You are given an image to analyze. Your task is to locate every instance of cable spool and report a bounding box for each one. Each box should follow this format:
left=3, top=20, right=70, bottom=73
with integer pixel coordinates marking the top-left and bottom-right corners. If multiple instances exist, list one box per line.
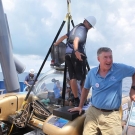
left=51, top=42, right=66, bottom=64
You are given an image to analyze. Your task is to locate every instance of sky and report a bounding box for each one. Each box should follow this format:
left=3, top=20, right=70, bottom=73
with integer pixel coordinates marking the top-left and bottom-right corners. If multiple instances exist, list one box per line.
left=1, top=0, right=135, bottom=73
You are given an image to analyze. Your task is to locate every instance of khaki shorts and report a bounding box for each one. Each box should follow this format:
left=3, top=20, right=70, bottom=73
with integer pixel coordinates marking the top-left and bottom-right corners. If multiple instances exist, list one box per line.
left=83, top=106, right=122, bottom=135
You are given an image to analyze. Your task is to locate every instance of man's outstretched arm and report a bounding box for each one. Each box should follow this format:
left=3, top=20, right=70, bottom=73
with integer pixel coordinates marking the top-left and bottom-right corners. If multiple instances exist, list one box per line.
left=54, top=35, right=68, bottom=46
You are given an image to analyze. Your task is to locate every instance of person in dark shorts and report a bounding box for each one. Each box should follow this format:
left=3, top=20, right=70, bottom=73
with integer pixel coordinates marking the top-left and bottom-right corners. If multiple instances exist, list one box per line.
left=53, top=16, right=96, bottom=106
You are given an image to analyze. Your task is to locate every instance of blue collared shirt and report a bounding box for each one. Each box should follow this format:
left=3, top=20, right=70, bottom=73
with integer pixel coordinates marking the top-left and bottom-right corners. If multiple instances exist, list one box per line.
left=53, top=83, right=61, bottom=99
left=84, top=63, right=135, bottom=110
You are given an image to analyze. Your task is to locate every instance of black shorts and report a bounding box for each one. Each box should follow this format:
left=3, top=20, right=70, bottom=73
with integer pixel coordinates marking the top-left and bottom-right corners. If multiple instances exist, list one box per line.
left=65, top=52, right=86, bottom=81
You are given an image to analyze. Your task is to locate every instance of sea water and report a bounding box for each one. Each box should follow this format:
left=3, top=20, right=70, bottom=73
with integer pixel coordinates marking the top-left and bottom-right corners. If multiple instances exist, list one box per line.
left=122, top=77, right=132, bottom=96
left=0, top=72, right=132, bottom=95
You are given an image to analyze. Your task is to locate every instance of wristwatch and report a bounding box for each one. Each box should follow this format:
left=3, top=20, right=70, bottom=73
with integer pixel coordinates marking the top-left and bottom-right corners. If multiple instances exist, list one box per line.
left=131, top=86, right=135, bottom=90
left=74, top=50, right=78, bottom=52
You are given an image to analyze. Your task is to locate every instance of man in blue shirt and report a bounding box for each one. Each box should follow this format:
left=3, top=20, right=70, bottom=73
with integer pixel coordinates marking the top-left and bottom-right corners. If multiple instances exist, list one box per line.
left=52, top=78, right=62, bottom=98
left=69, top=47, right=135, bottom=135
left=52, top=16, right=96, bottom=107
left=52, top=78, right=62, bottom=104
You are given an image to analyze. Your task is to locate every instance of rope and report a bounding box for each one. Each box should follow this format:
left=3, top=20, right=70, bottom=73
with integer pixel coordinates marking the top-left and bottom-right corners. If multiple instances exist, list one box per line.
left=8, top=124, right=14, bottom=135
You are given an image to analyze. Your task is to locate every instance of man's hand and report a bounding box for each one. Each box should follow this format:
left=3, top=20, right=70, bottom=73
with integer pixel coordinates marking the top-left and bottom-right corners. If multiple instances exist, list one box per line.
left=27, top=84, right=31, bottom=87
left=75, top=51, right=84, bottom=61
left=130, top=89, right=135, bottom=101
left=54, top=42, right=58, bottom=46
left=68, top=107, right=83, bottom=115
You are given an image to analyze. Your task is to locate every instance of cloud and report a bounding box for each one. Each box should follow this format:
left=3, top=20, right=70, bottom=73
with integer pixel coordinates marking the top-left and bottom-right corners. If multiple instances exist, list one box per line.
left=21, top=23, right=37, bottom=43
left=108, top=0, right=116, bottom=3
left=0, top=0, right=135, bottom=71
left=14, top=54, right=52, bottom=73
left=0, top=54, right=52, bottom=73
left=2, top=0, right=16, bottom=11
left=107, top=13, right=118, bottom=24
left=87, top=29, right=106, bottom=43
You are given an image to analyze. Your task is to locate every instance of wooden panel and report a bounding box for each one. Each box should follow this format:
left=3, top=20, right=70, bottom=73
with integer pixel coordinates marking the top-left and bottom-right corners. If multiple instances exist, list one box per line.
left=0, top=95, right=17, bottom=120
left=0, top=92, right=35, bottom=121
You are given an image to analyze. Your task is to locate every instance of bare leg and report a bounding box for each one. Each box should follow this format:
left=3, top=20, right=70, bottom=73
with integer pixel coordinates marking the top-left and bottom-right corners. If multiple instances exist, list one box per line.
left=80, top=79, right=85, bottom=90
left=70, top=79, right=78, bottom=98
